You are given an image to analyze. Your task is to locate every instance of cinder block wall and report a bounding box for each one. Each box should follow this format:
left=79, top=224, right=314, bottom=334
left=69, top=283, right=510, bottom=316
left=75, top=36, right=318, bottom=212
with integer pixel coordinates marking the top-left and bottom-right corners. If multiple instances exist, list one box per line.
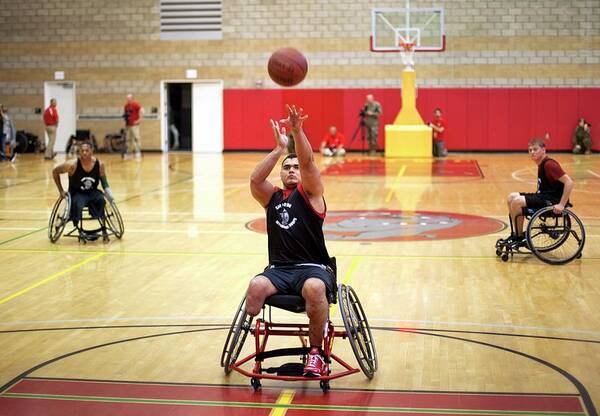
left=0, top=0, right=598, bottom=150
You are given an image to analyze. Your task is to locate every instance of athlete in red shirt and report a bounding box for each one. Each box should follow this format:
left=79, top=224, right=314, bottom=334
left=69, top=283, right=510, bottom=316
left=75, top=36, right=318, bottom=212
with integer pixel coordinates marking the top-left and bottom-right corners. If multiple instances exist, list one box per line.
left=500, top=138, right=574, bottom=246
left=320, top=126, right=346, bottom=157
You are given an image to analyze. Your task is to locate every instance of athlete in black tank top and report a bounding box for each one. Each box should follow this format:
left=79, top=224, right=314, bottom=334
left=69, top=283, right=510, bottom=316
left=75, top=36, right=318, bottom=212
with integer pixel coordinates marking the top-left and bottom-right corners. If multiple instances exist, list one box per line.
left=52, top=142, right=115, bottom=241
left=244, top=105, right=334, bottom=376
left=68, top=159, right=100, bottom=194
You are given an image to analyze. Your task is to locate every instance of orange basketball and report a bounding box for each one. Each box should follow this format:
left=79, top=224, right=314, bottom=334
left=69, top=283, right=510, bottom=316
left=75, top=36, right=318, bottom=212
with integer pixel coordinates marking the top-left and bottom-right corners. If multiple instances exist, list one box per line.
left=267, top=47, right=308, bottom=87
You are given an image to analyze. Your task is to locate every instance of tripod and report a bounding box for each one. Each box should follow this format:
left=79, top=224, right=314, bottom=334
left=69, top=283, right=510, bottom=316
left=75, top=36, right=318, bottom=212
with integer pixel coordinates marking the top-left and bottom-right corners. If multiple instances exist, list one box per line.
left=348, top=115, right=367, bottom=154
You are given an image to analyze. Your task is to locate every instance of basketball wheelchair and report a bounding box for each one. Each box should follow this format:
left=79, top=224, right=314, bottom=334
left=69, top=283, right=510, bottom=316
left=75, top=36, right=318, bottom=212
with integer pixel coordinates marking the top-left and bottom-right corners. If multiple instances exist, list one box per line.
left=221, top=261, right=377, bottom=392
left=48, top=192, right=124, bottom=243
left=495, top=204, right=585, bottom=265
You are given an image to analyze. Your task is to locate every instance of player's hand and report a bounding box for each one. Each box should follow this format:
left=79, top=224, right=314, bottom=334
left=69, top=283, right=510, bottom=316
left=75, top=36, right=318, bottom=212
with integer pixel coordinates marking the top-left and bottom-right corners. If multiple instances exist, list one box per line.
left=104, top=187, right=115, bottom=203
left=59, top=190, right=66, bottom=199
left=281, top=105, right=308, bottom=132
left=552, top=203, right=564, bottom=215
left=270, top=119, right=288, bottom=150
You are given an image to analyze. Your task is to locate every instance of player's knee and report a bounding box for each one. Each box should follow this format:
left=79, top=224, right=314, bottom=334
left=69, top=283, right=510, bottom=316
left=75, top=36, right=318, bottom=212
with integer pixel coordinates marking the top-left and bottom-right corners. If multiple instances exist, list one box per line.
left=302, top=278, right=326, bottom=302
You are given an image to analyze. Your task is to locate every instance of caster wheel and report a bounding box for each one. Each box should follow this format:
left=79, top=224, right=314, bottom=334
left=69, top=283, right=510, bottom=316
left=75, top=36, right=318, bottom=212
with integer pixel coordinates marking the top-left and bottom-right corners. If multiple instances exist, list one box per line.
left=501, top=253, right=509, bottom=262
left=495, top=249, right=502, bottom=256
left=577, top=253, right=582, bottom=259
left=251, top=378, right=261, bottom=391
left=320, top=380, right=330, bottom=393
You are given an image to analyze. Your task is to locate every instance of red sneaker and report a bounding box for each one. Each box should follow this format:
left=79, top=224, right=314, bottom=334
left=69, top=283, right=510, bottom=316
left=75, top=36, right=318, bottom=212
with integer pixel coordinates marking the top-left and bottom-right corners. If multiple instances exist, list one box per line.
left=303, top=347, right=324, bottom=377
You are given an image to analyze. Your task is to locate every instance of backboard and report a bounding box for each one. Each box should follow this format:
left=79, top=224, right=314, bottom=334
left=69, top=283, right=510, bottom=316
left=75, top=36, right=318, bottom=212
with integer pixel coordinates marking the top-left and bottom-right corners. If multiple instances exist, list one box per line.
left=371, top=7, right=445, bottom=52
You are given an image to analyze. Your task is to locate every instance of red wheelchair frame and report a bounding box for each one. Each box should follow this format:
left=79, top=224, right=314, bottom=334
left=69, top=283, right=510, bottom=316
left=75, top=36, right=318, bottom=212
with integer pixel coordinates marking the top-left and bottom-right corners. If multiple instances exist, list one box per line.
left=221, top=284, right=377, bottom=392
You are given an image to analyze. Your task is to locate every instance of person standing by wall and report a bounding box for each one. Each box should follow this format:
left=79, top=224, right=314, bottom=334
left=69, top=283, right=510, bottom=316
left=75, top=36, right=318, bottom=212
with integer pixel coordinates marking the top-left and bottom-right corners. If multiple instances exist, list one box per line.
left=123, top=93, right=144, bottom=160
left=43, top=98, right=59, bottom=160
left=363, top=94, right=382, bottom=156
left=429, top=107, right=448, bottom=157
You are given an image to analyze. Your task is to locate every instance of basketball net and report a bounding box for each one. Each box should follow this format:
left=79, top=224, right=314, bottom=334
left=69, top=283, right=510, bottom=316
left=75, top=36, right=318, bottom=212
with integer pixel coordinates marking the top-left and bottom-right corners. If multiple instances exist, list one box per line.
left=399, top=41, right=415, bottom=72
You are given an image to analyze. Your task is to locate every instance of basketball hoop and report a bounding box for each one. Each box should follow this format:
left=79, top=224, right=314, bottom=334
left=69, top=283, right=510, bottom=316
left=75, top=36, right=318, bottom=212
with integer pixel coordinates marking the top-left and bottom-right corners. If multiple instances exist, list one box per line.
left=399, top=41, right=416, bottom=71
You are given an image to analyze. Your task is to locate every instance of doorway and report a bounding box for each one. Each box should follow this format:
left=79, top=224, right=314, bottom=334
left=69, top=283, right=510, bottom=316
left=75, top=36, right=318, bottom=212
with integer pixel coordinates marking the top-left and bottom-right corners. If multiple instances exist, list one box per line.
left=166, top=83, right=192, bottom=151
left=160, top=80, right=223, bottom=153
left=43, top=82, right=76, bottom=153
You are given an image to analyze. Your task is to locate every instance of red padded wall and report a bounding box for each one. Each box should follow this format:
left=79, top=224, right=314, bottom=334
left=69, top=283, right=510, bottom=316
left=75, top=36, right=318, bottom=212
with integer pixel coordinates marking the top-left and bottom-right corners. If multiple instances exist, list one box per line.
left=223, top=88, right=600, bottom=151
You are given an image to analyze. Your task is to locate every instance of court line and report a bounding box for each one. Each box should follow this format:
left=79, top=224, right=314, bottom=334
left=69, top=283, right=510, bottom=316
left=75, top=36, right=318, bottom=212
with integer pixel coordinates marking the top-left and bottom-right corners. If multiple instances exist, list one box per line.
left=0, top=252, right=106, bottom=307
left=330, top=256, right=362, bottom=316
left=1, top=248, right=598, bottom=261
left=588, top=169, right=600, bottom=179
left=270, top=389, right=295, bottom=416
left=384, top=164, right=407, bottom=203
left=0, top=227, right=47, bottom=247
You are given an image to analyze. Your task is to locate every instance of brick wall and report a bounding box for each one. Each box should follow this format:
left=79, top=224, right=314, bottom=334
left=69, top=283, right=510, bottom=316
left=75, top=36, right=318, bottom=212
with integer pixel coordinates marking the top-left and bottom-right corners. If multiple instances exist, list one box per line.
left=0, top=0, right=598, bottom=149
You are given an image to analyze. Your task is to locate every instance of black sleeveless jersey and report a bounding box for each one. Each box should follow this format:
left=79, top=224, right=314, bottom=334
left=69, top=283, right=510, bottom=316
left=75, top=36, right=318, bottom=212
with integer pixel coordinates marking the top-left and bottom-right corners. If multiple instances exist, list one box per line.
left=68, top=159, right=100, bottom=194
left=266, top=184, right=330, bottom=266
left=537, top=157, right=564, bottom=201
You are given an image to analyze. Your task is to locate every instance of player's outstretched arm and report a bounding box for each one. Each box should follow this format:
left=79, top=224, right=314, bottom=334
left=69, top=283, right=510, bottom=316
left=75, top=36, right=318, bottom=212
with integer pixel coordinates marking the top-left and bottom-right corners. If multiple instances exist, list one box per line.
left=250, top=119, right=287, bottom=207
left=52, top=161, right=75, bottom=198
left=282, top=105, right=324, bottom=202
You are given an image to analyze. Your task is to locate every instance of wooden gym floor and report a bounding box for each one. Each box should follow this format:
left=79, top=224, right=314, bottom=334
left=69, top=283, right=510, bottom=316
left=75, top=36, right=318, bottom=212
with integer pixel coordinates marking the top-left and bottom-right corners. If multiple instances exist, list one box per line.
left=0, top=151, right=598, bottom=415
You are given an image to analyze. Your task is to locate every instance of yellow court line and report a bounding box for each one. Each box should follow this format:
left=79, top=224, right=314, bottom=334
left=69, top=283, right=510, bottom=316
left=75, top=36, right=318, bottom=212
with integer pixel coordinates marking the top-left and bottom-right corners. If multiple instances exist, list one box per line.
left=331, top=256, right=362, bottom=316
left=0, top=252, right=106, bottom=307
left=269, top=389, right=295, bottom=416
left=384, top=164, right=407, bottom=203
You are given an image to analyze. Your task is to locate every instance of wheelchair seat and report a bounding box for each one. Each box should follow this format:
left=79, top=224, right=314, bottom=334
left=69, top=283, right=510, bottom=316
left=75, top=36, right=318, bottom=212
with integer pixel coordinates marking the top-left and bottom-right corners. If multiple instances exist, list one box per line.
left=264, top=295, right=306, bottom=313
left=48, top=192, right=125, bottom=243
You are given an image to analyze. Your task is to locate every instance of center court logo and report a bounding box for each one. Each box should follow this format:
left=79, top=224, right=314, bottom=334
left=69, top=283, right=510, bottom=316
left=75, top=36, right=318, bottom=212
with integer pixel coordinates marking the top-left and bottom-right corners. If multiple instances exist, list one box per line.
left=247, top=210, right=505, bottom=242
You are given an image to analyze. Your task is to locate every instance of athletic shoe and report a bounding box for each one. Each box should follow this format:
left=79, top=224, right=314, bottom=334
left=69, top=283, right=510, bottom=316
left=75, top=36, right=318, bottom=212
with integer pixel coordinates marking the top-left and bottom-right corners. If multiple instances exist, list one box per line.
left=303, top=347, right=324, bottom=377
left=9, top=153, right=17, bottom=163
left=498, top=235, right=525, bottom=246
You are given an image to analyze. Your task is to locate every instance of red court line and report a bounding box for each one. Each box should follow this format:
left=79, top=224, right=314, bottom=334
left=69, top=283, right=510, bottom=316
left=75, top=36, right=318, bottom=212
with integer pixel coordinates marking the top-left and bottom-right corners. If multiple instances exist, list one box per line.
left=0, top=378, right=585, bottom=415
left=7, top=378, right=281, bottom=403
left=0, top=398, right=269, bottom=416
left=290, top=389, right=584, bottom=412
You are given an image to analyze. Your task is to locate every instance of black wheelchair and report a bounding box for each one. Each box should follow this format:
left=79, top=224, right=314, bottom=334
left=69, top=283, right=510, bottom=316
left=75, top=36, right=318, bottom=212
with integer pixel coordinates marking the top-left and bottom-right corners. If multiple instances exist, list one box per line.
left=495, top=205, right=585, bottom=265
left=48, top=192, right=124, bottom=243
left=221, top=263, right=377, bottom=392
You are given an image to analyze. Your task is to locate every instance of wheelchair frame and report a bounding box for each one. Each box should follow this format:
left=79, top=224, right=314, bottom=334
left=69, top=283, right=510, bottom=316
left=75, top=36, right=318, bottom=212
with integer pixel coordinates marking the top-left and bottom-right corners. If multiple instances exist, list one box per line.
left=48, top=192, right=125, bottom=243
left=495, top=205, right=585, bottom=265
left=221, top=283, right=377, bottom=392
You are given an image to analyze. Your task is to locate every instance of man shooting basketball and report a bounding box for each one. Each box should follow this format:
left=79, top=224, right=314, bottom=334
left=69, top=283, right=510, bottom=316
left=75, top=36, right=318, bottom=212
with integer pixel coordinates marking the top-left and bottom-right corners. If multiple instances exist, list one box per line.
left=244, top=105, right=334, bottom=377
left=500, top=138, right=574, bottom=246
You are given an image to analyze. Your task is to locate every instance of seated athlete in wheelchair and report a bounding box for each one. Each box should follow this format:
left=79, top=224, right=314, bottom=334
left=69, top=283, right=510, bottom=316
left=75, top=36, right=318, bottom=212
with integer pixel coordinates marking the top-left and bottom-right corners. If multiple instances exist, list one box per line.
left=49, top=141, right=124, bottom=243
left=220, top=106, right=377, bottom=391
left=495, top=138, right=585, bottom=265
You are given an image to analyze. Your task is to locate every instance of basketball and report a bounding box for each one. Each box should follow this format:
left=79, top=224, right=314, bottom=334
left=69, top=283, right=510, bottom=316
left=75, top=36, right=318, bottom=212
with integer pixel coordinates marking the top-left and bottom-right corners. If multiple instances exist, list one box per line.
left=267, top=47, right=308, bottom=87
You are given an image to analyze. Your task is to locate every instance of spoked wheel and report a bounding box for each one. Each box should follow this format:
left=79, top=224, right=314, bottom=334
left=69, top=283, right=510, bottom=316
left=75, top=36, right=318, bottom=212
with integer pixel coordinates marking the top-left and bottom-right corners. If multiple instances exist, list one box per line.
left=48, top=194, right=71, bottom=243
left=338, top=284, right=378, bottom=379
left=220, top=295, right=254, bottom=375
left=104, top=197, right=124, bottom=239
left=527, top=207, right=586, bottom=265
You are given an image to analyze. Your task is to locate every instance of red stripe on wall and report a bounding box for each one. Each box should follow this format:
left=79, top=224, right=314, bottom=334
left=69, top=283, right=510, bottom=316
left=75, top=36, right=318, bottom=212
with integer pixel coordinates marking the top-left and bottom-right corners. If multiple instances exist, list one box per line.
left=223, top=88, right=600, bottom=151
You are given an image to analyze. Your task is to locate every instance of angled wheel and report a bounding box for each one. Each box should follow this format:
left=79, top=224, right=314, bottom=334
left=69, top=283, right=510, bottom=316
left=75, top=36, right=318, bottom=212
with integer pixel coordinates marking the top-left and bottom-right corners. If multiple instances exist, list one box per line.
left=220, top=295, right=254, bottom=375
left=104, top=197, right=124, bottom=239
left=338, top=284, right=378, bottom=379
left=527, top=207, right=585, bottom=265
left=48, top=194, right=71, bottom=243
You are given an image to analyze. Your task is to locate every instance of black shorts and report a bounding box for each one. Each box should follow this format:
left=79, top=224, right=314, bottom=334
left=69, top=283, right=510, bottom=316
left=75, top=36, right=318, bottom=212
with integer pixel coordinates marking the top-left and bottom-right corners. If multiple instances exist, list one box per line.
left=70, top=191, right=105, bottom=225
left=520, top=192, right=558, bottom=210
left=259, top=264, right=335, bottom=301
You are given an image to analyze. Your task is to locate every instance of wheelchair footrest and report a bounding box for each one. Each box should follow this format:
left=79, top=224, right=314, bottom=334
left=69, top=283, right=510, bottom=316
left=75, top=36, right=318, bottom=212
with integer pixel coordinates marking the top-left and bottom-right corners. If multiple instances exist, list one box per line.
left=264, top=362, right=305, bottom=377
left=256, top=347, right=310, bottom=362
